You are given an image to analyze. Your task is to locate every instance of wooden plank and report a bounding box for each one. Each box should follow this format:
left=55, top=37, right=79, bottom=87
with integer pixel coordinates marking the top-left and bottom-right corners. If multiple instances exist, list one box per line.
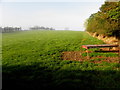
left=82, top=44, right=119, bottom=60
left=82, top=44, right=118, bottom=49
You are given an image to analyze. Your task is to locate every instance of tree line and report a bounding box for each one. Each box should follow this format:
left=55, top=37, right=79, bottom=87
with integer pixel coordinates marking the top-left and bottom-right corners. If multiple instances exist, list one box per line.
left=29, top=26, right=55, bottom=30
left=0, top=27, right=22, bottom=33
left=0, top=26, right=56, bottom=33
left=85, top=0, right=120, bottom=39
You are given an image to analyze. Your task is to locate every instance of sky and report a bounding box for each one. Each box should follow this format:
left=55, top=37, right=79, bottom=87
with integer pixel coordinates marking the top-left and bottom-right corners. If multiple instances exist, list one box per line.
left=0, top=0, right=106, bottom=31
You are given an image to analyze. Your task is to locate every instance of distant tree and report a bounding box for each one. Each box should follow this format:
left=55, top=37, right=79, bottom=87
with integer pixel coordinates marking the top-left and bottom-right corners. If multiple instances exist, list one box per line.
left=1, top=27, right=22, bottom=33
left=49, top=27, right=54, bottom=30
left=29, top=26, right=55, bottom=30
left=0, top=27, right=3, bottom=33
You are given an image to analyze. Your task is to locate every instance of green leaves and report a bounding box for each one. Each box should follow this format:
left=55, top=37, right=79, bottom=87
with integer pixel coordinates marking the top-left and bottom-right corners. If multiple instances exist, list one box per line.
left=85, top=1, right=120, bottom=37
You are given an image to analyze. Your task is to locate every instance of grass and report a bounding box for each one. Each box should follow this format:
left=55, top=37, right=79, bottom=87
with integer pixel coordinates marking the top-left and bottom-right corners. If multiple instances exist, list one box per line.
left=2, top=30, right=120, bottom=89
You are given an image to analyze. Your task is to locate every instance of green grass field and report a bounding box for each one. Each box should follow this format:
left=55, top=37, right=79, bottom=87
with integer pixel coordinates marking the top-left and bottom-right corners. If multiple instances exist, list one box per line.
left=2, top=30, right=120, bottom=89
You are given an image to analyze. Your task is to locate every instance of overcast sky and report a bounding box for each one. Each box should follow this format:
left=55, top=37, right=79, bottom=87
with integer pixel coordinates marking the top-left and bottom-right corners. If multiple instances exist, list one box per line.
left=0, top=0, right=105, bottom=30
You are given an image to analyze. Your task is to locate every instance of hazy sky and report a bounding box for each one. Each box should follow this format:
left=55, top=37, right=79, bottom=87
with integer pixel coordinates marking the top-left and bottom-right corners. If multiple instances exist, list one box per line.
left=0, top=0, right=105, bottom=30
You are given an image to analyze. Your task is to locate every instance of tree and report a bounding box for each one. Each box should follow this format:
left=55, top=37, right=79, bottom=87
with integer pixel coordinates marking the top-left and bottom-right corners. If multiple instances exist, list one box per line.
left=1, top=27, right=22, bottom=33
left=29, top=26, right=55, bottom=30
left=85, top=0, right=120, bottom=39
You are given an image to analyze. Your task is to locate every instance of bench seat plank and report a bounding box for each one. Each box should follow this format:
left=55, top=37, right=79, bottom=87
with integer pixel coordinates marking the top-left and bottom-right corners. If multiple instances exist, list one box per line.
left=82, top=44, right=119, bottom=49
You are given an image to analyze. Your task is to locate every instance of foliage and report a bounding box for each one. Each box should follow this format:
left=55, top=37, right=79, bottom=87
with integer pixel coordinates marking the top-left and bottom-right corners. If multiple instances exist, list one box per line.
left=85, top=1, right=120, bottom=39
left=0, top=27, right=22, bottom=33
left=29, top=26, right=55, bottom=30
left=2, top=31, right=120, bottom=89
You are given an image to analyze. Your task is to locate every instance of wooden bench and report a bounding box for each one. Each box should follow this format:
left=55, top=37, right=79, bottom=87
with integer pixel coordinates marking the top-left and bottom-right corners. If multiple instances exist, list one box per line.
left=82, top=44, right=119, bottom=59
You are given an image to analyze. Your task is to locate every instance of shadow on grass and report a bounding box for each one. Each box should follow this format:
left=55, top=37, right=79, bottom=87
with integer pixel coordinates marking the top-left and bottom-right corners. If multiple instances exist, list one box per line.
left=2, top=62, right=120, bottom=89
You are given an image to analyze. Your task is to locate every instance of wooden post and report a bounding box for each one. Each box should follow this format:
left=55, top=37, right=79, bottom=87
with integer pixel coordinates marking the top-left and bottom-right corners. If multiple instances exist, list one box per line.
left=118, top=40, right=120, bottom=63
left=118, top=38, right=120, bottom=63
left=86, top=49, right=89, bottom=59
